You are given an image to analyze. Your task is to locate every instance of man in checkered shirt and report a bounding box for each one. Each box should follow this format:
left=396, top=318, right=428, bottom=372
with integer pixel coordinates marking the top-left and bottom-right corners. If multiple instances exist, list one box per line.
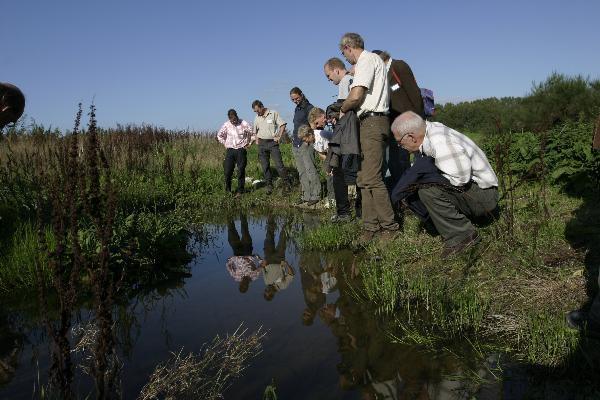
left=391, top=111, right=499, bottom=257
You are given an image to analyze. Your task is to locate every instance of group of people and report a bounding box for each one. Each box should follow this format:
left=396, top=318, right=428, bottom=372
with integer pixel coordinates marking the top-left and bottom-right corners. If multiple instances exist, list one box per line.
left=225, top=214, right=295, bottom=302
left=217, top=32, right=500, bottom=258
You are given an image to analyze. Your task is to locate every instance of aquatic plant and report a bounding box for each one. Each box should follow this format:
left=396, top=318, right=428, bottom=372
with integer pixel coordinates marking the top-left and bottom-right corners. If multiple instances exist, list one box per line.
left=138, top=325, right=265, bottom=400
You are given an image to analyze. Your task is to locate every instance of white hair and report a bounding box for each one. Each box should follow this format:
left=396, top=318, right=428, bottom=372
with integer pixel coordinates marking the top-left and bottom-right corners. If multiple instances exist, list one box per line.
left=391, top=111, right=425, bottom=137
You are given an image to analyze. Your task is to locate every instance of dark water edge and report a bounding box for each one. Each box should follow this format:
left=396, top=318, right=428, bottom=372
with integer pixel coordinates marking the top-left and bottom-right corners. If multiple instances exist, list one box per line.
left=0, top=213, right=537, bottom=399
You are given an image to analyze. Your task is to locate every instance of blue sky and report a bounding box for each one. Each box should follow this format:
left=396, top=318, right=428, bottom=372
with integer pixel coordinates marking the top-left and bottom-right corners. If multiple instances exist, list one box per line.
left=3, top=0, right=599, bottom=132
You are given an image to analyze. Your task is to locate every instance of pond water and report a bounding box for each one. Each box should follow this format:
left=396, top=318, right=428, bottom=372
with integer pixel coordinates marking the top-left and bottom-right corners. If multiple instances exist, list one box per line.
left=0, top=213, right=530, bottom=399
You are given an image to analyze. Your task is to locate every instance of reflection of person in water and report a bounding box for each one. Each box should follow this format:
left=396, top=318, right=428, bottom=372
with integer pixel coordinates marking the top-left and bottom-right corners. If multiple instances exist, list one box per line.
left=225, top=214, right=261, bottom=293
left=262, top=215, right=294, bottom=301
left=299, top=252, right=327, bottom=326
left=0, top=314, right=22, bottom=386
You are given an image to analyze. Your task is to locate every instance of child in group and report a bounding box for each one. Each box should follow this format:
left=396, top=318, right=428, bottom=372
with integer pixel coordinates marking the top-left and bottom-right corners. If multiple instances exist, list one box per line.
left=297, top=122, right=331, bottom=210
left=309, top=107, right=336, bottom=209
left=303, top=107, right=353, bottom=222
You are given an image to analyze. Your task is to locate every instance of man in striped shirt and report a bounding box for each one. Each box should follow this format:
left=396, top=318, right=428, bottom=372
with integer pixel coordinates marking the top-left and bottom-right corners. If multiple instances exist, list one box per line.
left=391, top=111, right=499, bottom=257
left=217, top=109, right=254, bottom=196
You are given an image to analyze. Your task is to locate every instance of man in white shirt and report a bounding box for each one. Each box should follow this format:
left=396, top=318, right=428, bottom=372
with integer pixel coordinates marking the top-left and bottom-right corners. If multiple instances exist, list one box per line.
left=339, top=33, right=399, bottom=243
left=251, top=99, right=291, bottom=194
left=391, top=111, right=499, bottom=257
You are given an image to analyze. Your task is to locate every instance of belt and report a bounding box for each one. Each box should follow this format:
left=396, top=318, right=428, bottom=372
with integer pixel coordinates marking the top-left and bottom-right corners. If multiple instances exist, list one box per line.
left=359, top=111, right=389, bottom=120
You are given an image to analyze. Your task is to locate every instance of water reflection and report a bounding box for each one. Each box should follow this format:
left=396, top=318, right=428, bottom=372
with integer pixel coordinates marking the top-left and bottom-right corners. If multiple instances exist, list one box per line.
left=1, top=214, right=519, bottom=399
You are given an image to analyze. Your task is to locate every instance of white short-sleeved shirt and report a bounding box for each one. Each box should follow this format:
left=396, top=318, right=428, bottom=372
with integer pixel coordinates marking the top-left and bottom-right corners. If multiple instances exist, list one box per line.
left=338, top=73, right=353, bottom=100
left=350, top=50, right=389, bottom=116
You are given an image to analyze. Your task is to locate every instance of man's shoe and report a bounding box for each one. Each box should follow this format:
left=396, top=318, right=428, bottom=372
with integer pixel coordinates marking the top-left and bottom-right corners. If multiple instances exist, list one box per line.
left=265, top=185, right=273, bottom=195
left=566, top=310, right=600, bottom=338
left=378, top=228, right=400, bottom=242
left=294, top=199, right=308, bottom=206
left=354, top=230, right=378, bottom=246
left=441, top=231, right=481, bottom=259
left=306, top=199, right=320, bottom=207
left=331, top=214, right=352, bottom=223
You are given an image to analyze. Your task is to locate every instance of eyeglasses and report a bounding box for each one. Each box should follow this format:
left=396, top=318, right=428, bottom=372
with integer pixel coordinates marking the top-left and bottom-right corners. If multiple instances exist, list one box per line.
left=395, top=133, right=410, bottom=147
left=340, top=45, right=348, bottom=56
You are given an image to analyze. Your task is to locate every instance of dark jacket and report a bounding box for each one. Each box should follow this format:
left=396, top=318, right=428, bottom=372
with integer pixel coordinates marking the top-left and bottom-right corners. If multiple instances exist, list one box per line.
left=391, top=153, right=449, bottom=204
left=388, top=59, right=424, bottom=119
left=329, top=110, right=360, bottom=155
left=292, top=98, right=313, bottom=147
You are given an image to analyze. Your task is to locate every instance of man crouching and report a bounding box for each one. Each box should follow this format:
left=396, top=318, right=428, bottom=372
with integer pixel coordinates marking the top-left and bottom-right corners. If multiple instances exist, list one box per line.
left=391, top=111, right=499, bottom=258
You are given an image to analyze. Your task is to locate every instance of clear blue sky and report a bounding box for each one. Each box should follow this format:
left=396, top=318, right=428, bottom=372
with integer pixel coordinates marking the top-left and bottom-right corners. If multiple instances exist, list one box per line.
left=3, top=0, right=599, bottom=132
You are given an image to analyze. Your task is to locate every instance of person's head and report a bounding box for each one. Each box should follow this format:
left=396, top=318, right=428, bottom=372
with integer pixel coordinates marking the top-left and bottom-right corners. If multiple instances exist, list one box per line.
left=323, top=57, right=347, bottom=85
left=227, top=109, right=239, bottom=125
left=239, top=276, right=251, bottom=293
left=289, top=87, right=305, bottom=105
left=302, top=308, right=316, bottom=326
left=371, top=49, right=391, bottom=63
left=297, top=124, right=315, bottom=144
left=308, top=107, right=326, bottom=129
left=251, top=100, right=266, bottom=116
left=391, top=111, right=427, bottom=153
left=0, top=83, right=25, bottom=130
left=264, top=285, right=277, bottom=301
left=339, top=33, right=364, bottom=65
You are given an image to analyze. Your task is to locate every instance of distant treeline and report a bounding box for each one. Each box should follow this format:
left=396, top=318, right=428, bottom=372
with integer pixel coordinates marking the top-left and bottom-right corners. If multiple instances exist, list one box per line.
left=433, top=73, right=600, bottom=134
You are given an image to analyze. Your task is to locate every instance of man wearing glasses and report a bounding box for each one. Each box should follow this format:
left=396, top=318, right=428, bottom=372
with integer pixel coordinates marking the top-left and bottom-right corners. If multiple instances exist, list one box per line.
left=0, top=83, right=25, bottom=132
left=391, top=111, right=499, bottom=258
left=338, top=33, right=399, bottom=244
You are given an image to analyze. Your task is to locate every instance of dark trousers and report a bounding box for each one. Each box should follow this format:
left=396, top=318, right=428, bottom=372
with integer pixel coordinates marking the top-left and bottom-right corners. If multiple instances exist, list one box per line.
left=227, top=215, right=253, bottom=256
left=387, top=136, right=411, bottom=189
left=258, top=139, right=288, bottom=186
left=418, top=184, right=499, bottom=247
left=264, top=215, right=287, bottom=264
left=332, top=167, right=350, bottom=216
left=224, top=148, right=247, bottom=193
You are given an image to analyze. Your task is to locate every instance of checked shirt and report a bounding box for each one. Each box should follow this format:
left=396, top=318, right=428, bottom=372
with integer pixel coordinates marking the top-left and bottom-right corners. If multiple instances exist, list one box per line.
left=420, top=121, right=498, bottom=188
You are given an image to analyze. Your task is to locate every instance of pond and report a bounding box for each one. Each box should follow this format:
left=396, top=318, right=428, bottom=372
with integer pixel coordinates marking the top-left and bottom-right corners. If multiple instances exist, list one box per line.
left=0, top=213, right=530, bottom=399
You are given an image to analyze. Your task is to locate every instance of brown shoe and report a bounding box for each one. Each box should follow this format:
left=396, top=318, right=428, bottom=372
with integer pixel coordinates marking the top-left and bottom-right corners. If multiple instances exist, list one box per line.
left=378, top=228, right=400, bottom=242
left=354, top=230, right=378, bottom=246
left=441, top=231, right=481, bottom=259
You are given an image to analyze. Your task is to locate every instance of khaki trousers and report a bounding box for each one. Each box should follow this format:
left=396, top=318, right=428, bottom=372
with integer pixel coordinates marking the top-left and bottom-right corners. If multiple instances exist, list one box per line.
left=357, top=115, right=399, bottom=232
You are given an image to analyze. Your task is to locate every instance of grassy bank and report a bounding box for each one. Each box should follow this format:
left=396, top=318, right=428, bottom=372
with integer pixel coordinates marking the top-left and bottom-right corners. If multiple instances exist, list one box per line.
left=0, top=123, right=301, bottom=294
left=295, top=120, right=600, bottom=381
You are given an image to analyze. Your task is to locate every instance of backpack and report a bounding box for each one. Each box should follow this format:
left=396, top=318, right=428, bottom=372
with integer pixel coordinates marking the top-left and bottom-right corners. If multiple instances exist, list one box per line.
left=420, top=88, right=435, bottom=118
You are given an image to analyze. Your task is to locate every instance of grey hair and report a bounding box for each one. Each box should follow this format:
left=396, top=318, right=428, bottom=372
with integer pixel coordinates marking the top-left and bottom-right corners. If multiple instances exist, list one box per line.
left=339, top=33, right=364, bottom=50
left=297, top=124, right=313, bottom=140
left=391, top=111, right=425, bottom=137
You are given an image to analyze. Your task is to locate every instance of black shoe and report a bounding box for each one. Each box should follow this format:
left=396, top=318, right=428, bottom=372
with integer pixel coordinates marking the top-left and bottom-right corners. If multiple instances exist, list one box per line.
left=441, top=231, right=481, bottom=259
left=295, top=199, right=308, bottom=206
left=265, top=185, right=273, bottom=195
left=566, top=310, right=600, bottom=337
left=331, top=214, right=352, bottom=223
left=306, top=199, right=319, bottom=206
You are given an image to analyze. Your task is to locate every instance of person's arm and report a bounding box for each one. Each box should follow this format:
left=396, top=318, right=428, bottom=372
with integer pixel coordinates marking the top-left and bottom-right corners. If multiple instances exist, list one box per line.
left=340, top=86, right=366, bottom=114
left=276, top=123, right=286, bottom=142
left=217, top=123, right=228, bottom=145
left=243, top=120, right=255, bottom=147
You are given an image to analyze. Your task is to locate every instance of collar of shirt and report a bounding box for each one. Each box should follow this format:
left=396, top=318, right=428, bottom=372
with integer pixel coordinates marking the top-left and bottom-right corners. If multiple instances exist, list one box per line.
left=385, top=58, right=392, bottom=73
left=419, top=121, right=433, bottom=155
